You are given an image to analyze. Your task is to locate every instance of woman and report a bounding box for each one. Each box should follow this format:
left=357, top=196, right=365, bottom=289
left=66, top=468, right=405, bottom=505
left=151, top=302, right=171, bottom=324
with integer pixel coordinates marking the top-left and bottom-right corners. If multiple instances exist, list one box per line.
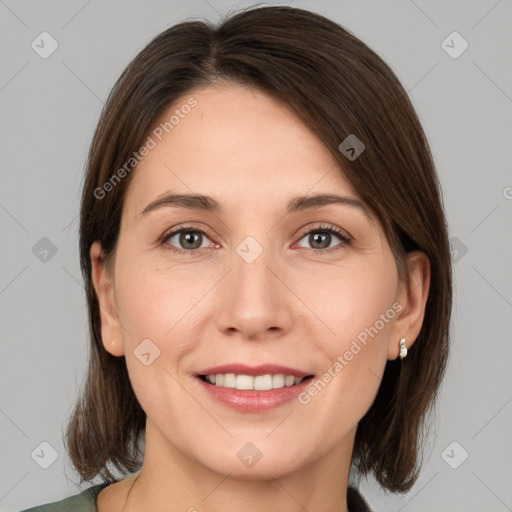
left=20, top=5, right=452, bottom=512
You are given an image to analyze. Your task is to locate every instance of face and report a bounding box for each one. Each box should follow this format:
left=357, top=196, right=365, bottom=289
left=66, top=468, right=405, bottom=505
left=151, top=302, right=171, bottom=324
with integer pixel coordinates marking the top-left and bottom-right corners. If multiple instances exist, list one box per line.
left=91, top=83, right=427, bottom=480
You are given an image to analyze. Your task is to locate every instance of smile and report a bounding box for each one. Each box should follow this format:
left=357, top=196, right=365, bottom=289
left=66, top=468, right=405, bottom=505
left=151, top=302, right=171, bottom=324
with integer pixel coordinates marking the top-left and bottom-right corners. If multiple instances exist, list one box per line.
left=200, top=373, right=312, bottom=390
left=195, top=364, right=315, bottom=412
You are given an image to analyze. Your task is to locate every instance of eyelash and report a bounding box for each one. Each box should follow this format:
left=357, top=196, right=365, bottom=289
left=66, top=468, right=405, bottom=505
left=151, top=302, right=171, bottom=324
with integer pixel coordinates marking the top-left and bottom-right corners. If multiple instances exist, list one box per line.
left=159, top=223, right=351, bottom=256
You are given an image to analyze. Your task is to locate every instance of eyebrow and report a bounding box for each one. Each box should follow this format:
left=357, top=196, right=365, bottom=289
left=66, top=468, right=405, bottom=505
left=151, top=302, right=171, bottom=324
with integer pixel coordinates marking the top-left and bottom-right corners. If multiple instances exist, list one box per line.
left=140, top=191, right=372, bottom=220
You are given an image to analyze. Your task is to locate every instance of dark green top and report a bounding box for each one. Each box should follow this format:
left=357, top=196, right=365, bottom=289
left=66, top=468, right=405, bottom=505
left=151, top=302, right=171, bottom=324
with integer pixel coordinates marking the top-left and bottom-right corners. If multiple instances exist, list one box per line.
left=17, top=482, right=112, bottom=512
left=18, top=482, right=372, bottom=511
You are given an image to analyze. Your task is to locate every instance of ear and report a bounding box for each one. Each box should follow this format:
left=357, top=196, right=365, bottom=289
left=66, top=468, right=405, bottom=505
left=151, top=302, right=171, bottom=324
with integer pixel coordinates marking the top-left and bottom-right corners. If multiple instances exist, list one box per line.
left=90, top=241, right=125, bottom=357
left=387, top=251, right=431, bottom=360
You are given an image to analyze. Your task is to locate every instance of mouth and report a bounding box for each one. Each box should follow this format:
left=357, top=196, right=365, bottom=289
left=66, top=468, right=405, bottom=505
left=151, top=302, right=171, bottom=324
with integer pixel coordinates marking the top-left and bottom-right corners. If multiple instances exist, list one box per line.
left=194, top=364, right=315, bottom=412
left=197, top=373, right=314, bottom=390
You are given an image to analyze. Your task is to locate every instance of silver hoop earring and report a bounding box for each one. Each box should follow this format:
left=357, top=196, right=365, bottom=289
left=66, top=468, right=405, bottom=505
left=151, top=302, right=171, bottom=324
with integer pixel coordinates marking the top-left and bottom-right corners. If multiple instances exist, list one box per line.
left=399, top=337, right=407, bottom=360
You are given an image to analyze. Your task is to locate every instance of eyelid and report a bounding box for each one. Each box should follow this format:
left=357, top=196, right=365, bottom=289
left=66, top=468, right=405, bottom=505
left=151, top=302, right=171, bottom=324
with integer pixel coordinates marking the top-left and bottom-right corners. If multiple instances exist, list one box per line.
left=291, top=223, right=352, bottom=255
left=160, top=222, right=352, bottom=254
left=159, top=223, right=217, bottom=248
left=294, top=223, right=352, bottom=244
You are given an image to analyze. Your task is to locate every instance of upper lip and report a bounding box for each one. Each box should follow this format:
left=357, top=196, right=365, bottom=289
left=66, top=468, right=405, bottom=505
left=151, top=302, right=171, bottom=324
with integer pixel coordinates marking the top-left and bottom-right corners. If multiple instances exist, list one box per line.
left=196, top=364, right=312, bottom=378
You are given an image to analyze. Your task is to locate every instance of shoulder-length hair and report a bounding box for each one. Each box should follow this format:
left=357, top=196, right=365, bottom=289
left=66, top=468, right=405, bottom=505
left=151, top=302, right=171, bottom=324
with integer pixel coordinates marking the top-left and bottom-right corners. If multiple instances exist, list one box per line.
left=66, top=5, right=452, bottom=493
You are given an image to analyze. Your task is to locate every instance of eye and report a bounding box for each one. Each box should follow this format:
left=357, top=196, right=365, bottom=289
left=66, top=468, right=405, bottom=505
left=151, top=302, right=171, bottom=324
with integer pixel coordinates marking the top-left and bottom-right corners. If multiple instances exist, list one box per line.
left=161, top=226, right=217, bottom=254
left=295, top=224, right=351, bottom=252
left=160, top=223, right=351, bottom=256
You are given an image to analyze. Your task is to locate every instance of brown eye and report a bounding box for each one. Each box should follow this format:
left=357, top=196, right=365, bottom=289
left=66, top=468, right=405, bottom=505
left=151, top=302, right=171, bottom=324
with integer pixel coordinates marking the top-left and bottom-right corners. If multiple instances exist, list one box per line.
left=308, top=231, right=333, bottom=249
left=163, top=229, right=213, bottom=252
left=296, top=225, right=350, bottom=252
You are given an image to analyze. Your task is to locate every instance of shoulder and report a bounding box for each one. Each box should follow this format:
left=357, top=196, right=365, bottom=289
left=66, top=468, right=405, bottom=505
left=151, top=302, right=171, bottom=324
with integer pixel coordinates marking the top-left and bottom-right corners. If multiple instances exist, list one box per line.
left=17, top=482, right=111, bottom=512
left=18, top=482, right=370, bottom=512
left=347, top=486, right=373, bottom=512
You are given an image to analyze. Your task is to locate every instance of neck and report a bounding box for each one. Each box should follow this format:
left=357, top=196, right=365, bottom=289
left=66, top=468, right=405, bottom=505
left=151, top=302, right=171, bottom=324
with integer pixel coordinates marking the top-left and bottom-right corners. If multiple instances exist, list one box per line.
left=124, top=419, right=354, bottom=512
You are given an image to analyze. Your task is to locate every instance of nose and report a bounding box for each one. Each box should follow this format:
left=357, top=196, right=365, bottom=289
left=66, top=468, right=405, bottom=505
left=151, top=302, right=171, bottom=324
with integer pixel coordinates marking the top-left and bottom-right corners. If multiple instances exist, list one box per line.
left=216, top=244, right=294, bottom=341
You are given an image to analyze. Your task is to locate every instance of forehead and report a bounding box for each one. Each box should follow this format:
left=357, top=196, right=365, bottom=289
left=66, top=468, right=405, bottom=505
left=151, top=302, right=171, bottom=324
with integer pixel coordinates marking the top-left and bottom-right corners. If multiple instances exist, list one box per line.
left=125, top=84, right=359, bottom=213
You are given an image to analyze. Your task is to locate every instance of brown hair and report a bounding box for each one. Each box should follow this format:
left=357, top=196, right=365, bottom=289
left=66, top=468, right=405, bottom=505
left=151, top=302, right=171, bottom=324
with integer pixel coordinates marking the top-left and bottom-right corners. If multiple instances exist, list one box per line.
left=66, top=4, right=452, bottom=493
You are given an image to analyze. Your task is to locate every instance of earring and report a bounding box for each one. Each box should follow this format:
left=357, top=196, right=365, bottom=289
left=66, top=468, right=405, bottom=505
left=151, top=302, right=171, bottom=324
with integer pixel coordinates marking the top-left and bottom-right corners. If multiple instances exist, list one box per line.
left=399, top=337, right=407, bottom=360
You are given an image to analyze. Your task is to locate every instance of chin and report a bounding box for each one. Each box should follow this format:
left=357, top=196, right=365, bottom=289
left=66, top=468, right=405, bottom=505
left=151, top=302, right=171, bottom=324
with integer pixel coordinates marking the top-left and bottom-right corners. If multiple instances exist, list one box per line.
left=192, top=437, right=312, bottom=481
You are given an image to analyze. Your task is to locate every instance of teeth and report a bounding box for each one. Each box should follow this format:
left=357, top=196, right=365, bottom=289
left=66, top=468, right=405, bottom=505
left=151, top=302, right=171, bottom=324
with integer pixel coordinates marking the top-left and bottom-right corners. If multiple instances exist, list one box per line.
left=236, top=374, right=254, bottom=390
left=272, top=374, right=284, bottom=388
left=204, top=373, right=305, bottom=390
left=254, top=374, right=272, bottom=390
left=224, top=373, right=236, bottom=388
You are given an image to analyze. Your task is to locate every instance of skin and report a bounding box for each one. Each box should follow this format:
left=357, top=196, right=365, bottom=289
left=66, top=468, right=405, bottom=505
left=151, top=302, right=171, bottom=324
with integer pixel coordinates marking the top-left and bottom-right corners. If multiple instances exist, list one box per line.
left=91, top=83, right=430, bottom=512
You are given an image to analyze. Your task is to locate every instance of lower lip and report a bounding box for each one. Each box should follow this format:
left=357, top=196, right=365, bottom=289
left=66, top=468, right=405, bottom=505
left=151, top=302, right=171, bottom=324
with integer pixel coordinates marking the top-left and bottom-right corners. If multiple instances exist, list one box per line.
left=196, top=376, right=314, bottom=412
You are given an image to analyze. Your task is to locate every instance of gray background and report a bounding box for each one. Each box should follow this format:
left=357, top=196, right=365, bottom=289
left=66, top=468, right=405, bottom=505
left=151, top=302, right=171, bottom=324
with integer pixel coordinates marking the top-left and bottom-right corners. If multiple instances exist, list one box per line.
left=1, top=0, right=511, bottom=511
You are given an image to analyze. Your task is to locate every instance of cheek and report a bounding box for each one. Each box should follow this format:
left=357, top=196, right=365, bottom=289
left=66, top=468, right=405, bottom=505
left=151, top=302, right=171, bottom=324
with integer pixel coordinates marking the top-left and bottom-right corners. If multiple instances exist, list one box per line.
left=113, top=253, right=209, bottom=405
left=292, top=259, right=397, bottom=423
left=115, top=260, right=195, bottom=417
left=293, top=256, right=398, bottom=351
left=114, top=252, right=206, bottom=344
